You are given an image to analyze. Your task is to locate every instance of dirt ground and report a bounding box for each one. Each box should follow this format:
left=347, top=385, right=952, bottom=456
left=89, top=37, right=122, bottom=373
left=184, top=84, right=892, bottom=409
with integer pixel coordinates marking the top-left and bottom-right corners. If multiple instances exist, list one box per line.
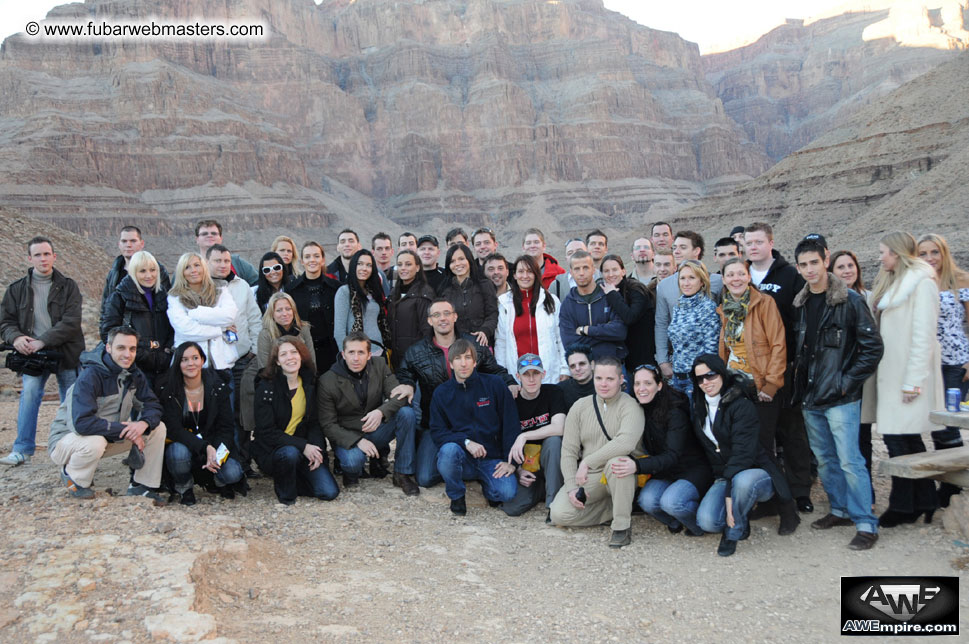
left=1, top=395, right=967, bottom=643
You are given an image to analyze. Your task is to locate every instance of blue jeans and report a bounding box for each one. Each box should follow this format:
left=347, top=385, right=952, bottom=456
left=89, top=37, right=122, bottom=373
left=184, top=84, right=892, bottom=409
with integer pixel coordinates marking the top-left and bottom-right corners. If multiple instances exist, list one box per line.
left=436, top=442, right=518, bottom=502
left=697, top=469, right=774, bottom=540
left=164, top=442, right=244, bottom=494
left=333, top=407, right=417, bottom=475
left=268, top=445, right=339, bottom=504
left=637, top=478, right=702, bottom=535
left=416, top=430, right=442, bottom=487
left=802, top=401, right=877, bottom=533
left=14, top=368, right=77, bottom=455
left=669, top=375, right=694, bottom=406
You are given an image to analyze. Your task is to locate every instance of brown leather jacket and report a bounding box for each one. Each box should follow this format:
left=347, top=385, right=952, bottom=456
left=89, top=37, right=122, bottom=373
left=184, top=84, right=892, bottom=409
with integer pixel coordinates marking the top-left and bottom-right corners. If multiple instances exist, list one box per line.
left=717, top=286, right=787, bottom=398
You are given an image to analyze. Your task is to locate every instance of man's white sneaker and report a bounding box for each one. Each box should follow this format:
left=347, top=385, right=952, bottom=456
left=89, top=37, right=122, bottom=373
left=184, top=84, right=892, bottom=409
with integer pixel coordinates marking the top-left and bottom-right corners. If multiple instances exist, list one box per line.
left=0, top=452, right=30, bottom=466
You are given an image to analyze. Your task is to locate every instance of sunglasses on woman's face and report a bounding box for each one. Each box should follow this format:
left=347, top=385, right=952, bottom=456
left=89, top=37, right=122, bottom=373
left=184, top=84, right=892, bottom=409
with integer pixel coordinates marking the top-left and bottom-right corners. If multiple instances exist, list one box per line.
left=696, top=371, right=720, bottom=382
left=262, top=264, right=283, bottom=274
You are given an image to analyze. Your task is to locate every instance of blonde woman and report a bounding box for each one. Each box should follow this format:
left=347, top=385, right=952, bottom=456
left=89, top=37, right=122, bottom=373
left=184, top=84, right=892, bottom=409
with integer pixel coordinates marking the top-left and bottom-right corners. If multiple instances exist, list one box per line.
left=166, top=252, right=238, bottom=371
left=100, top=250, right=174, bottom=383
left=667, top=259, right=721, bottom=402
left=272, top=235, right=302, bottom=279
left=918, top=233, right=969, bottom=507
left=871, top=232, right=943, bottom=526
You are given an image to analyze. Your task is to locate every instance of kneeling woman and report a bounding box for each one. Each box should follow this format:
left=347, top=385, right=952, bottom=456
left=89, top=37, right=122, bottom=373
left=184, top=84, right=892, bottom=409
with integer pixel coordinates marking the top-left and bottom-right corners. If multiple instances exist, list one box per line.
left=691, top=354, right=799, bottom=556
left=251, top=337, right=338, bottom=504
left=612, top=364, right=712, bottom=536
left=156, top=342, right=246, bottom=505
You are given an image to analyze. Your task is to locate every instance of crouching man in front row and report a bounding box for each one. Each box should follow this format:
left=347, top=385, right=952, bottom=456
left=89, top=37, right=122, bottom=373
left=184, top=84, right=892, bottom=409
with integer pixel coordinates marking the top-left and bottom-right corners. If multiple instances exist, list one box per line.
left=549, top=357, right=645, bottom=548
left=48, top=326, right=167, bottom=502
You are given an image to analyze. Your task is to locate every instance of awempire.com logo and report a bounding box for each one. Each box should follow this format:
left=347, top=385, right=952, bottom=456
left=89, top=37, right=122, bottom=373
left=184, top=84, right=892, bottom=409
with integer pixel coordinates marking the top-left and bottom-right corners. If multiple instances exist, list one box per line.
left=841, top=577, right=959, bottom=636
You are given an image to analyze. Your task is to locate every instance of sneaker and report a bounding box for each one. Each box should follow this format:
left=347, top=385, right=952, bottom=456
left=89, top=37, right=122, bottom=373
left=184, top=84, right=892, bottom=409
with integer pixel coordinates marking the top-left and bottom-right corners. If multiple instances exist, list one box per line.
left=608, top=528, right=632, bottom=548
left=848, top=531, right=879, bottom=550
left=0, top=451, right=30, bottom=466
left=449, top=495, right=467, bottom=516
left=811, top=513, right=853, bottom=530
left=61, top=468, right=94, bottom=499
left=717, top=533, right=738, bottom=557
left=126, top=483, right=165, bottom=504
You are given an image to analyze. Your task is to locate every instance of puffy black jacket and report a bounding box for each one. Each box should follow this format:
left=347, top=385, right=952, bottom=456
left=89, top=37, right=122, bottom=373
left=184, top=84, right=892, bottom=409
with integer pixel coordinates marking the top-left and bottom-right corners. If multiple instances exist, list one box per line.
left=100, top=275, right=174, bottom=375
left=251, top=366, right=324, bottom=473
left=388, top=279, right=435, bottom=369
left=287, top=273, right=341, bottom=373
left=690, top=357, right=792, bottom=501
left=438, top=276, right=499, bottom=345
left=397, top=333, right=516, bottom=427
left=155, top=368, right=235, bottom=458
left=0, top=268, right=84, bottom=369
left=791, top=274, right=883, bottom=410
left=100, top=255, right=171, bottom=320
left=638, top=390, right=713, bottom=495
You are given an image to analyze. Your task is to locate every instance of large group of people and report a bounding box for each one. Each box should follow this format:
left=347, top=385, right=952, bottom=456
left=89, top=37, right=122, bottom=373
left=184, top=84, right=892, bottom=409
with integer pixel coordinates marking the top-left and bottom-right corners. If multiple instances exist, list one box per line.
left=1, top=218, right=966, bottom=558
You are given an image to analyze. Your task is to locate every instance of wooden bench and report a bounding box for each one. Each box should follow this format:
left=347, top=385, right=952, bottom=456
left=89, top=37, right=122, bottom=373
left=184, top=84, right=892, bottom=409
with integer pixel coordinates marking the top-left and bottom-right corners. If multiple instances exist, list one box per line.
left=877, top=411, right=969, bottom=487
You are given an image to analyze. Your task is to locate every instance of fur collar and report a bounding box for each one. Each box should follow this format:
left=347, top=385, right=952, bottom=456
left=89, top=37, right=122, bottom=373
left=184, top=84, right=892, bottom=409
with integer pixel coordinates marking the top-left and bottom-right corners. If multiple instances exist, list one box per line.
left=793, top=272, right=848, bottom=308
left=877, top=263, right=935, bottom=311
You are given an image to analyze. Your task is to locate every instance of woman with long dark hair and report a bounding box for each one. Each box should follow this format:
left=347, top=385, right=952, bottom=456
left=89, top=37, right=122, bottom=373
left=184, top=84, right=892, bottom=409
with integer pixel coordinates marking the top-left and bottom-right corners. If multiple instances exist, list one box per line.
left=438, top=243, right=499, bottom=346
left=870, top=232, right=943, bottom=526
left=691, top=354, right=799, bottom=556
left=611, top=364, right=712, bottom=536
left=287, top=241, right=340, bottom=373
left=251, top=337, right=338, bottom=505
left=388, top=250, right=436, bottom=369
left=100, top=250, right=174, bottom=386
left=600, top=254, right=654, bottom=375
left=253, top=251, right=288, bottom=314
left=495, top=254, right=567, bottom=383
left=155, top=341, right=245, bottom=505
left=333, top=249, right=392, bottom=360
left=918, top=233, right=969, bottom=507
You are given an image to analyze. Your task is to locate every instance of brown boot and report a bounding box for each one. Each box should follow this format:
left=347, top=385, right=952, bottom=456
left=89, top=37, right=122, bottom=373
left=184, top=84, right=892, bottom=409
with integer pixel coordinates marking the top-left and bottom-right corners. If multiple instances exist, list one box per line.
left=392, top=471, right=420, bottom=496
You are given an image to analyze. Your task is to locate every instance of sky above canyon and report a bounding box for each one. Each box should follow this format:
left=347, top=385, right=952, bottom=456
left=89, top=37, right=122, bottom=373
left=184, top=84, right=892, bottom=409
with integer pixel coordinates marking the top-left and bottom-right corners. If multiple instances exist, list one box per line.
left=1, top=0, right=850, bottom=52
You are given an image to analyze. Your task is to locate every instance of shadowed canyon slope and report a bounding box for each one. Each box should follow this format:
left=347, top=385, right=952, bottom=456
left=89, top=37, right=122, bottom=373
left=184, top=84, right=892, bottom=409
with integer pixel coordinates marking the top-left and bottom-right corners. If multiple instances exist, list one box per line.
left=0, top=0, right=768, bottom=262
left=673, top=52, right=969, bottom=270
left=704, top=0, right=967, bottom=162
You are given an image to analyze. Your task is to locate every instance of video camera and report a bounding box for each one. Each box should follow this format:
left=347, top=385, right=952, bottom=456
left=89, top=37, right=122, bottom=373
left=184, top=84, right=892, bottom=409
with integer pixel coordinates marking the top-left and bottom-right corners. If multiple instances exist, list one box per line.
left=0, top=343, right=63, bottom=377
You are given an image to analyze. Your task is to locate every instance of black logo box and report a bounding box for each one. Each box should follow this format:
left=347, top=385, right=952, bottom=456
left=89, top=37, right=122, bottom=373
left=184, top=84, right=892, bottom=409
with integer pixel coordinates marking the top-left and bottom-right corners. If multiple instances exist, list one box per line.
left=841, top=576, right=959, bottom=637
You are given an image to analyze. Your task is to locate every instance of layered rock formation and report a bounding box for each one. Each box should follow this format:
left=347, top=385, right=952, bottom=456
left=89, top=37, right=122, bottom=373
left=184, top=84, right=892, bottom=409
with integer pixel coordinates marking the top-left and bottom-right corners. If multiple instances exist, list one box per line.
left=0, top=0, right=767, bottom=263
left=673, top=53, right=969, bottom=271
left=704, top=0, right=967, bottom=162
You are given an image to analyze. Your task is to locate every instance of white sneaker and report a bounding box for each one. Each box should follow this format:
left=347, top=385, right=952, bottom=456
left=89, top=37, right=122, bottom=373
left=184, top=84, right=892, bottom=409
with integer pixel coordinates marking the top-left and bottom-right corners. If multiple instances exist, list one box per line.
left=0, top=452, right=30, bottom=466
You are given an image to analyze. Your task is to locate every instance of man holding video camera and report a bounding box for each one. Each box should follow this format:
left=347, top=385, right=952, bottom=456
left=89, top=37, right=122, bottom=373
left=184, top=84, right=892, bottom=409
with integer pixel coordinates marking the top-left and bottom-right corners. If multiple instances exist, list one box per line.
left=0, top=236, right=84, bottom=466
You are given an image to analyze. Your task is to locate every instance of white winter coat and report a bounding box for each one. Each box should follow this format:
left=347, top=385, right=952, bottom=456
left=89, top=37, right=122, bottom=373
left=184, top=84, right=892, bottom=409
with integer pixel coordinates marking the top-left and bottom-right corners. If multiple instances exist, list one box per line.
left=224, top=275, right=262, bottom=356
left=871, top=264, right=944, bottom=435
left=166, top=286, right=239, bottom=370
left=495, top=289, right=569, bottom=384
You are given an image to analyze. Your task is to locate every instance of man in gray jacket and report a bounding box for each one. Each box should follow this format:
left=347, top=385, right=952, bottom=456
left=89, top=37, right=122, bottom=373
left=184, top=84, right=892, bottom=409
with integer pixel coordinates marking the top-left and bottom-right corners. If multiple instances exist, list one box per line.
left=48, top=326, right=166, bottom=501
left=1, top=236, right=84, bottom=466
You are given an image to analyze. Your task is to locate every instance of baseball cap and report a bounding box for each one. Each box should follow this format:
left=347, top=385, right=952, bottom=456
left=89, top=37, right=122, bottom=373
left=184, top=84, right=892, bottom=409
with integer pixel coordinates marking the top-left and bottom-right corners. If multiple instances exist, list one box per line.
left=729, top=226, right=745, bottom=237
left=417, top=234, right=439, bottom=248
left=517, top=353, right=544, bottom=375
left=802, top=233, right=828, bottom=249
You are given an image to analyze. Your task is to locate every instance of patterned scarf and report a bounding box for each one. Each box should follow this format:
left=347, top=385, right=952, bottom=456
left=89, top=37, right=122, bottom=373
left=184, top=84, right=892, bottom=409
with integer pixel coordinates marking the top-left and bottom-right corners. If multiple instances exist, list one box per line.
left=721, top=287, right=750, bottom=342
left=350, top=288, right=392, bottom=348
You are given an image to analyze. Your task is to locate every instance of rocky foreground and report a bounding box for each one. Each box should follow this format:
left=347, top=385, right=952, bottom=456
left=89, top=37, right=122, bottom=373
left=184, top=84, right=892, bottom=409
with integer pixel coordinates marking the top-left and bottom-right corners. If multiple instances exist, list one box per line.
left=1, top=400, right=967, bottom=643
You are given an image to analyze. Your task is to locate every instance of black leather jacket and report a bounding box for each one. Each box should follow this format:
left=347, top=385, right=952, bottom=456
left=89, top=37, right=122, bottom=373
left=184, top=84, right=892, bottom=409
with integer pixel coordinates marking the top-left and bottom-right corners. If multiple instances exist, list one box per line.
left=397, top=333, right=515, bottom=426
left=100, top=275, right=174, bottom=375
left=791, top=274, right=883, bottom=410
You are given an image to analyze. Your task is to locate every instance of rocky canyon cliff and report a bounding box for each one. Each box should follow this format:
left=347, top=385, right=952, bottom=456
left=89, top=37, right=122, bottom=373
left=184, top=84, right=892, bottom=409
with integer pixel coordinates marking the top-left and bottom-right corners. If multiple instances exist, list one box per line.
left=0, top=0, right=770, bottom=262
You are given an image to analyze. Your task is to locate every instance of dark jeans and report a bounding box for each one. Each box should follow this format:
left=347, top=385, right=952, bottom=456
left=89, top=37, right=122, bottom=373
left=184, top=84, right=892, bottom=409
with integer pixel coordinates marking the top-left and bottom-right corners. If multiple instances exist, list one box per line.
left=882, top=434, right=938, bottom=514
left=266, top=445, right=339, bottom=504
left=164, top=442, right=244, bottom=494
left=859, top=422, right=874, bottom=503
left=231, top=355, right=253, bottom=469
left=416, top=430, right=442, bottom=487
left=501, top=436, right=564, bottom=516
left=436, top=442, right=518, bottom=502
left=936, top=365, right=967, bottom=449
left=774, top=401, right=814, bottom=498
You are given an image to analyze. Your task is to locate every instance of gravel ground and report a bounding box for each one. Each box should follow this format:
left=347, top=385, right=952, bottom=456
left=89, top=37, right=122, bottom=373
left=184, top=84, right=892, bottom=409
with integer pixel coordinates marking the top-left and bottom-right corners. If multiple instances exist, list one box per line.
left=1, top=398, right=967, bottom=643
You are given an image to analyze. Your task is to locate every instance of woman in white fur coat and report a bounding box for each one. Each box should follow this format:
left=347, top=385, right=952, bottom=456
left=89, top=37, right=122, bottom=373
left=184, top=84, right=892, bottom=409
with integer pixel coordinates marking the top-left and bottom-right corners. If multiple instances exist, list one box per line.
left=495, top=255, right=569, bottom=384
left=869, top=232, right=943, bottom=527
left=167, top=252, right=239, bottom=371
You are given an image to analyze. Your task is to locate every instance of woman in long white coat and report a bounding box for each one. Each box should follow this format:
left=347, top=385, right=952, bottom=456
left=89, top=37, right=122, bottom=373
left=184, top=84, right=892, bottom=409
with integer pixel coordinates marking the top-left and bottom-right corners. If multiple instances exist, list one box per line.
left=495, top=255, right=569, bottom=384
left=167, top=252, right=239, bottom=371
left=870, top=232, right=943, bottom=527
